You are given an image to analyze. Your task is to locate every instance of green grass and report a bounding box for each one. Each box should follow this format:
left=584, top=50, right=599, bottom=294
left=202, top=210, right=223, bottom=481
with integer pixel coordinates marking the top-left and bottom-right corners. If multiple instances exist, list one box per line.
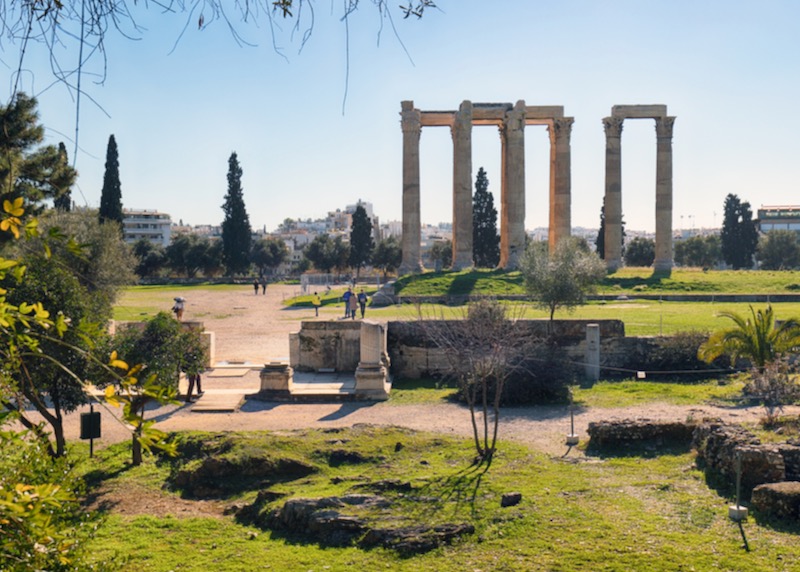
left=394, top=267, right=800, bottom=297
left=573, top=378, right=745, bottom=408
left=80, top=426, right=800, bottom=571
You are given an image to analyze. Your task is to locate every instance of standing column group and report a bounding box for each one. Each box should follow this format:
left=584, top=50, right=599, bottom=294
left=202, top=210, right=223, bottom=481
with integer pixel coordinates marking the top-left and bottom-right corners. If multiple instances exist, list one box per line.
left=400, top=100, right=575, bottom=274
left=602, top=107, right=675, bottom=273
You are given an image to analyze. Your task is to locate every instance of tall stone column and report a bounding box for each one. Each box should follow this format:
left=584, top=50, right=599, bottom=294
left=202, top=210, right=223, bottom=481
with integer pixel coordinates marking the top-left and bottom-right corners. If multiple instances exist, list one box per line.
left=451, top=100, right=473, bottom=270
left=603, top=117, right=624, bottom=271
left=654, top=116, right=676, bottom=273
left=549, top=117, right=573, bottom=252
left=399, top=101, right=423, bottom=274
left=499, top=101, right=526, bottom=269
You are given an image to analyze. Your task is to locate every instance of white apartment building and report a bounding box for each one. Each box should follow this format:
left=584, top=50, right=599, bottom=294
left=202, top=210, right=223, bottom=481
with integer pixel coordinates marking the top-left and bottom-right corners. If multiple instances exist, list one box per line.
left=122, top=209, right=172, bottom=247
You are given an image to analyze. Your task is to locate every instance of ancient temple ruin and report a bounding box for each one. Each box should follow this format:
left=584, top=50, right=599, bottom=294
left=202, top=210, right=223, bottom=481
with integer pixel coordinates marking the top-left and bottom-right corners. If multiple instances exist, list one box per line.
left=399, top=100, right=574, bottom=273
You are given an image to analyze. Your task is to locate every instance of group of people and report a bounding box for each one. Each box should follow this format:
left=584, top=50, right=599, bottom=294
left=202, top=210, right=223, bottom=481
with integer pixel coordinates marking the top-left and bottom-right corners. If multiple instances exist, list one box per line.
left=253, top=277, right=267, bottom=295
left=342, top=287, right=368, bottom=319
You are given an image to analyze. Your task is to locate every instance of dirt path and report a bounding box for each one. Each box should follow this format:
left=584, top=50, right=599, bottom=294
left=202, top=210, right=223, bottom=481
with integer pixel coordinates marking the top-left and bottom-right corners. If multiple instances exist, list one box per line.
left=39, top=284, right=800, bottom=456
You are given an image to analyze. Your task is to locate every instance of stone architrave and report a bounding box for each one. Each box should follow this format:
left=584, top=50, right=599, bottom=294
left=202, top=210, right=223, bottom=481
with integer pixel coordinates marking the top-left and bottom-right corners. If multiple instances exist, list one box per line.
left=603, top=116, right=624, bottom=271
left=499, top=101, right=526, bottom=269
left=399, top=101, right=423, bottom=274
left=654, top=116, right=676, bottom=272
left=549, top=117, right=574, bottom=250
left=451, top=100, right=474, bottom=270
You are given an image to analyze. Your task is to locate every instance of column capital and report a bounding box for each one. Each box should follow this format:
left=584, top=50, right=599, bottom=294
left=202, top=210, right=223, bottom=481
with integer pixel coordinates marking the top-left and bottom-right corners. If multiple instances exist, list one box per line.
left=549, top=117, right=574, bottom=143
left=655, top=116, right=676, bottom=140
left=502, top=101, right=526, bottom=137
left=400, top=104, right=421, bottom=136
left=603, top=116, right=624, bottom=138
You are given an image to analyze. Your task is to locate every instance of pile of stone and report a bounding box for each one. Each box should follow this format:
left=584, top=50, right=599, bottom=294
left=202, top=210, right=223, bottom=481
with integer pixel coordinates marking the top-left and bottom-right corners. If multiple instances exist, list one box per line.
left=265, top=493, right=474, bottom=554
left=586, top=418, right=697, bottom=450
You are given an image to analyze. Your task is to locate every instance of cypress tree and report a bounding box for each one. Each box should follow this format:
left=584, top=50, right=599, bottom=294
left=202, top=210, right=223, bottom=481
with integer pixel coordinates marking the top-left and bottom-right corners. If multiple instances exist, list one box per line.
left=98, top=134, right=123, bottom=224
left=221, top=152, right=252, bottom=275
left=472, top=167, right=500, bottom=267
left=721, top=193, right=758, bottom=269
left=349, top=204, right=373, bottom=278
left=53, top=142, right=72, bottom=211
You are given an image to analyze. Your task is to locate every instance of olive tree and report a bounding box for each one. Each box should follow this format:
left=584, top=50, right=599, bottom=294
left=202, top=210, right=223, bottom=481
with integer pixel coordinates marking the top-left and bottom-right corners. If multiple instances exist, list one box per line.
left=520, top=238, right=606, bottom=323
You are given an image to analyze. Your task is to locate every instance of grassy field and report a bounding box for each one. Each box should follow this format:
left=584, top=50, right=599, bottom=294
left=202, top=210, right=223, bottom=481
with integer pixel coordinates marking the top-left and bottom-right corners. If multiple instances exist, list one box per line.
left=78, top=423, right=800, bottom=572
left=393, top=267, right=800, bottom=297
left=115, top=283, right=800, bottom=337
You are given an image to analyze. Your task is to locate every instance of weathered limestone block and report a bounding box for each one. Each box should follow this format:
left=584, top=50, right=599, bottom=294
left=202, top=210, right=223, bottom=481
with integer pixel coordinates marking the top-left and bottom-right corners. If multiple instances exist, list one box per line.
left=290, top=321, right=361, bottom=372
left=751, top=481, right=800, bottom=520
left=694, top=421, right=786, bottom=495
left=587, top=419, right=696, bottom=450
left=778, top=444, right=800, bottom=482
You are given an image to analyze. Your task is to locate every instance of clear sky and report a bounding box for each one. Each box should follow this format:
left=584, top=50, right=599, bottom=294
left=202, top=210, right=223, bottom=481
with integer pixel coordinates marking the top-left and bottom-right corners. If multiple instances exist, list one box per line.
left=5, top=1, right=800, bottom=233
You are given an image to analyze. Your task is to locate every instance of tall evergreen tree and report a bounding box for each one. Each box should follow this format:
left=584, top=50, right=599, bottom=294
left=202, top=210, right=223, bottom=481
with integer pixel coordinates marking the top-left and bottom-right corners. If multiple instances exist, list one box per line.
left=349, top=204, right=374, bottom=278
left=0, top=93, right=76, bottom=212
left=595, top=205, right=606, bottom=259
left=595, top=203, right=626, bottom=260
left=721, top=193, right=758, bottom=269
left=52, top=142, right=72, bottom=211
left=220, top=152, right=252, bottom=275
left=98, top=134, right=123, bottom=224
left=472, top=167, right=500, bottom=267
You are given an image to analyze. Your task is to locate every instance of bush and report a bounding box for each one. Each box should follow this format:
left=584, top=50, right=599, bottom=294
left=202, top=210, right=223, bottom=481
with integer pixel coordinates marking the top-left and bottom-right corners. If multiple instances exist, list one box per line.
left=621, top=331, right=723, bottom=381
left=451, top=343, right=575, bottom=406
left=743, top=358, right=800, bottom=423
left=502, top=344, right=575, bottom=404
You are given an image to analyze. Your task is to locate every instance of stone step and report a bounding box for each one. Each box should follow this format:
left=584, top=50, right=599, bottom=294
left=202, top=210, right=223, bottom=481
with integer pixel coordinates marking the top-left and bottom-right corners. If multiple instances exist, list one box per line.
left=189, top=392, right=245, bottom=412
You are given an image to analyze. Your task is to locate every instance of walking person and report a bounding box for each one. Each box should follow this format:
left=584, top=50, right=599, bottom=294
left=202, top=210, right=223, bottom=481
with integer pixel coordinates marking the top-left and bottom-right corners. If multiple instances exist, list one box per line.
left=358, top=289, right=368, bottom=319
left=349, top=291, right=359, bottom=320
left=342, top=287, right=353, bottom=318
left=172, top=297, right=185, bottom=321
left=186, top=372, right=204, bottom=402
left=253, top=279, right=259, bottom=295
left=312, top=291, right=322, bottom=317
left=261, top=277, right=267, bottom=295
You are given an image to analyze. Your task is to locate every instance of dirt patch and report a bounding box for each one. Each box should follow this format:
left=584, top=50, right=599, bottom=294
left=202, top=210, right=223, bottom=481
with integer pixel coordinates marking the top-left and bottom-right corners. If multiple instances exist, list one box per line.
left=85, top=481, right=227, bottom=518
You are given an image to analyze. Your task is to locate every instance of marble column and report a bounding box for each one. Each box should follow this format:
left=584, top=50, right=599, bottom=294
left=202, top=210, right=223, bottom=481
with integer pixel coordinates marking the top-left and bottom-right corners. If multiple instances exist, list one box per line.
left=499, top=101, right=526, bottom=269
left=654, top=116, right=676, bottom=273
left=549, top=117, right=573, bottom=251
left=399, top=101, right=423, bottom=274
left=603, top=117, right=624, bottom=271
left=451, top=100, right=473, bottom=270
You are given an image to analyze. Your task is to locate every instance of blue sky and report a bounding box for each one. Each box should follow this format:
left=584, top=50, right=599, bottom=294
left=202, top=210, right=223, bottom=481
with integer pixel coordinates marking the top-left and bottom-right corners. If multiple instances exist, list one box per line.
left=5, top=1, right=800, bottom=233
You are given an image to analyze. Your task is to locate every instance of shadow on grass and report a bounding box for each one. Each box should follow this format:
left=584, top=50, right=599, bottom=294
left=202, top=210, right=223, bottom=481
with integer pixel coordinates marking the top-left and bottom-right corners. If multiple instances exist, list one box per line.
left=585, top=442, right=693, bottom=459
left=416, top=461, right=491, bottom=519
left=448, top=272, right=479, bottom=297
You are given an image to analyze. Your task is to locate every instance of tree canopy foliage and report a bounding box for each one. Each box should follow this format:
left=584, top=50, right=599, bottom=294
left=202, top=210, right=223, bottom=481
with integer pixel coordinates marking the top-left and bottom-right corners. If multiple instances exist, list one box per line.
left=674, top=234, right=720, bottom=268
left=720, top=193, right=758, bottom=269
left=757, top=230, right=800, bottom=270
left=305, top=233, right=349, bottom=275
left=472, top=167, right=500, bottom=268
left=372, top=235, right=402, bottom=280
left=0, top=93, right=75, bottom=213
left=251, top=236, right=289, bottom=276
left=349, top=205, right=374, bottom=278
left=221, top=152, right=252, bottom=275
left=520, top=238, right=606, bottom=322
left=624, top=237, right=655, bottom=267
left=98, top=134, right=123, bottom=225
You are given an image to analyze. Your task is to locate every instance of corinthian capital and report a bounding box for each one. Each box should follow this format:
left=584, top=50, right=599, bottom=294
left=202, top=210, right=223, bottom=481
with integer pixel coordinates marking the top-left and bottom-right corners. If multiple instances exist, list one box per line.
left=655, top=116, right=676, bottom=139
left=549, top=117, right=575, bottom=143
left=603, top=116, right=624, bottom=138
